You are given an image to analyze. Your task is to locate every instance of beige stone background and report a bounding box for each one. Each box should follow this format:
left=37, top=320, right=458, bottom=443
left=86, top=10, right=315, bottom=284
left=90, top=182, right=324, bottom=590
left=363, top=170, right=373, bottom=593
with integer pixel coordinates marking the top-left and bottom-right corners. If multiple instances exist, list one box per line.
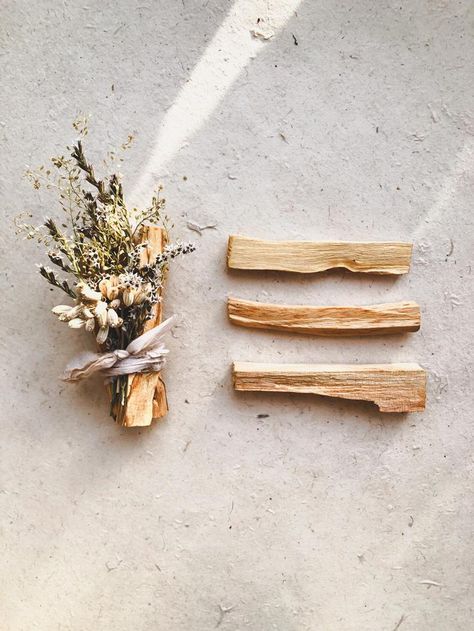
left=1, top=1, right=473, bottom=629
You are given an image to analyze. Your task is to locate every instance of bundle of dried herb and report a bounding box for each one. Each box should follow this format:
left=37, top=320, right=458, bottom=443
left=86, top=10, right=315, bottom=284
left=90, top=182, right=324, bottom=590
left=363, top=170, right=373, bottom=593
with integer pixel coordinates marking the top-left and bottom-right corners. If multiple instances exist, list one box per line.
left=17, top=117, right=195, bottom=424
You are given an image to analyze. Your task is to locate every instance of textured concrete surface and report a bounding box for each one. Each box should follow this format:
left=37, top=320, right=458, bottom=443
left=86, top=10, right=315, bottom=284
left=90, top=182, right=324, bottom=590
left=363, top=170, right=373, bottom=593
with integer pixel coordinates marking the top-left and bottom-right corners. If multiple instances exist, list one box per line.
left=1, top=1, right=473, bottom=629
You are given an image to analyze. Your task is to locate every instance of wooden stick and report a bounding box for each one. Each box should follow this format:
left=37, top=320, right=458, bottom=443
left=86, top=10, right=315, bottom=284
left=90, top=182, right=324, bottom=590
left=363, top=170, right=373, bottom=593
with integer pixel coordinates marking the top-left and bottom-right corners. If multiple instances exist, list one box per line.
left=116, top=225, right=168, bottom=427
left=228, top=297, right=421, bottom=336
left=233, top=362, right=426, bottom=413
left=227, top=235, right=412, bottom=275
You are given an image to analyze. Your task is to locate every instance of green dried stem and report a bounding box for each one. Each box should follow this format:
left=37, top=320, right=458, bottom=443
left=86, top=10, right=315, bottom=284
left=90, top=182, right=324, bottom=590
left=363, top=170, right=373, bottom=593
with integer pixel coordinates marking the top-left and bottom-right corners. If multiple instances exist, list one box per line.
left=38, top=265, right=76, bottom=299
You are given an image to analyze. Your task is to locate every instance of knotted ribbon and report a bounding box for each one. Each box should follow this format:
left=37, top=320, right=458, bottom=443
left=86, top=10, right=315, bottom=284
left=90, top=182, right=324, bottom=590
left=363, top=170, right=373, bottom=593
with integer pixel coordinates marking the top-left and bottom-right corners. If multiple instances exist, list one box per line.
left=62, top=316, right=175, bottom=383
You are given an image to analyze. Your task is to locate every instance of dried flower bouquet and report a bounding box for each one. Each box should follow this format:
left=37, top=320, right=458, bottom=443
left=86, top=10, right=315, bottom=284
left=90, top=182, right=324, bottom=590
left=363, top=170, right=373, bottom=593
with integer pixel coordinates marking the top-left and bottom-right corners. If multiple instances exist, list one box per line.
left=17, top=118, right=194, bottom=426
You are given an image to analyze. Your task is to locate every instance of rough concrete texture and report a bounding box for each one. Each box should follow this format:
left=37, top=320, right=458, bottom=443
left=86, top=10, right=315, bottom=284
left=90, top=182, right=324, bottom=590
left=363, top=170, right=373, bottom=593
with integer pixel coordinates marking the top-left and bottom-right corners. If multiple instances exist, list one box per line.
left=1, top=1, right=473, bottom=629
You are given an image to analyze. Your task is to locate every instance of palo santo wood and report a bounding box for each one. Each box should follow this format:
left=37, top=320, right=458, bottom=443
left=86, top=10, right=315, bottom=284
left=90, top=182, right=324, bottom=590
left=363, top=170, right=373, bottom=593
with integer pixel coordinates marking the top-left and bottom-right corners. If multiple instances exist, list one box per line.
left=112, top=226, right=168, bottom=427
left=228, top=297, right=421, bottom=336
left=227, top=235, right=412, bottom=275
left=233, top=362, right=426, bottom=413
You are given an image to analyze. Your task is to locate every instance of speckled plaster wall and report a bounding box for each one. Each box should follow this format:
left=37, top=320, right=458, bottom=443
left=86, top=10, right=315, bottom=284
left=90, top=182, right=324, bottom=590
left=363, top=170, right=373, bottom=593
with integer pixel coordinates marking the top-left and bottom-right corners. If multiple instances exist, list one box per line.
left=1, top=1, right=473, bottom=629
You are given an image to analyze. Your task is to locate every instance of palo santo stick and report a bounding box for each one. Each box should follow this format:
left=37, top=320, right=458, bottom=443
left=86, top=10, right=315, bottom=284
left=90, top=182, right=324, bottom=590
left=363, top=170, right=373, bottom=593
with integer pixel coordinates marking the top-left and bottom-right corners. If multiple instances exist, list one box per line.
left=233, top=362, right=426, bottom=413
left=228, top=297, right=421, bottom=336
left=116, top=226, right=168, bottom=427
left=227, top=235, right=412, bottom=275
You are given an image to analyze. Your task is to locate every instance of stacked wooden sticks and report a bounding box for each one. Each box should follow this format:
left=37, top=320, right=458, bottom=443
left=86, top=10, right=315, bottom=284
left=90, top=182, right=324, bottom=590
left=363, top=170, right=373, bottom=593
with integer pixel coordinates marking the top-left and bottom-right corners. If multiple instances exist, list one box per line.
left=227, top=235, right=426, bottom=413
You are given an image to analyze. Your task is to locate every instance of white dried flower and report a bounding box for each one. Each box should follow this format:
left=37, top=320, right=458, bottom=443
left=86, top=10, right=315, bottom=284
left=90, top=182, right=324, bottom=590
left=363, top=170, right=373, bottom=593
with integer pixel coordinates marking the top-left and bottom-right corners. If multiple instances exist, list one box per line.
left=52, top=305, right=73, bottom=315
left=68, top=318, right=85, bottom=329
left=109, top=298, right=121, bottom=309
left=107, top=308, right=120, bottom=328
left=82, top=306, right=94, bottom=319
left=122, top=287, right=135, bottom=307
left=76, top=281, right=102, bottom=303
left=98, top=278, right=110, bottom=298
left=58, top=305, right=83, bottom=322
left=133, top=291, right=146, bottom=304
left=94, top=301, right=108, bottom=327
left=85, top=318, right=95, bottom=333
left=96, top=325, right=109, bottom=344
left=119, top=272, right=142, bottom=289
left=134, top=284, right=151, bottom=304
left=107, top=285, right=120, bottom=301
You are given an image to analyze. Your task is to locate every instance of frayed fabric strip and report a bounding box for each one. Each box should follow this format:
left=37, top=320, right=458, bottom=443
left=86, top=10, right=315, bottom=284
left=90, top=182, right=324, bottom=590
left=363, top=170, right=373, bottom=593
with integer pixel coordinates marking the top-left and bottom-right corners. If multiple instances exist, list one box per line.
left=62, top=316, right=175, bottom=383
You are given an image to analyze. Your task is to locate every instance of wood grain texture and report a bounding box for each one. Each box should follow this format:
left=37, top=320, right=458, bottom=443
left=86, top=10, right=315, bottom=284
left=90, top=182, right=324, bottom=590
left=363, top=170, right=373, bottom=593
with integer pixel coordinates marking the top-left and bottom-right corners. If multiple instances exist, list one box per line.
left=118, top=225, right=168, bottom=427
left=233, top=362, right=426, bottom=413
left=228, top=297, right=421, bottom=336
left=227, top=235, right=413, bottom=275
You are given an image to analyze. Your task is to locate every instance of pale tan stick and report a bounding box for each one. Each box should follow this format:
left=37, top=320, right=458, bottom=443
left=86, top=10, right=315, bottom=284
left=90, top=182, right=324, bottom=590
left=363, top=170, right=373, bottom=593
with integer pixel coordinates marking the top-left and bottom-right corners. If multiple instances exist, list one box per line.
left=115, top=225, right=168, bottom=427
left=228, top=297, right=420, bottom=336
left=227, top=235, right=412, bottom=275
left=233, top=362, right=426, bottom=413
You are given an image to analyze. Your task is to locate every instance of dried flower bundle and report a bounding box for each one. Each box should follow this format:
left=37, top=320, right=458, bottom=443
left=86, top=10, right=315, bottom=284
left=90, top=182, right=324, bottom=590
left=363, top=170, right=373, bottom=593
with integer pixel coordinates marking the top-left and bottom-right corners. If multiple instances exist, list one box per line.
left=17, top=117, right=195, bottom=423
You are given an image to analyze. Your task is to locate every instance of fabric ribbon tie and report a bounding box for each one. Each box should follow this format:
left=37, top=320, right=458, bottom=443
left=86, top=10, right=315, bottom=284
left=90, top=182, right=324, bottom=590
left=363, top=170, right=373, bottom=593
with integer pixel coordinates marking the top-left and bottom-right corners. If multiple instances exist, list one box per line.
left=62, top=316, right=175, bottom=383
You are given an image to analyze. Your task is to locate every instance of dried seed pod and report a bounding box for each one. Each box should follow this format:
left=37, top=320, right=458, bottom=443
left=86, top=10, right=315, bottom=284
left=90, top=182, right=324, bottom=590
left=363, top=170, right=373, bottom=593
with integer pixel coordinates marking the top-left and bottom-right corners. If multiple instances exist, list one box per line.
left=98, top=278, right=110, bottom=298
left=85, top=318, right=96, bottom=333
left=94, top=301, right=108, bottom=327
left=96, top=325, right=109, bottom=344
left=122, top=287, right=135, bottom=307
left=109, top=298, right=121, bottom=309
left=52, top=304, right=73, bottom=315
left=107, top=308, right=120, bottom=328
left=133, top=290, right=147, bottom=304
left=68, top=318, right=85, bottom=329
left=107, top=286, right=120, bottom=301
left=82, top=306, right=94, bottom=319
left=76, top=281, right=102, bottom=303
left=58, top=305, right=82, bottom=321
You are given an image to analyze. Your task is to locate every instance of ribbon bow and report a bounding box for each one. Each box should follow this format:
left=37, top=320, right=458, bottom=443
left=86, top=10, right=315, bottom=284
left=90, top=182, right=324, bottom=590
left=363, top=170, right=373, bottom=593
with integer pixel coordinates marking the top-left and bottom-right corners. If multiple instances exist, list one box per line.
left=62, top=316, right=175, bottom=382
